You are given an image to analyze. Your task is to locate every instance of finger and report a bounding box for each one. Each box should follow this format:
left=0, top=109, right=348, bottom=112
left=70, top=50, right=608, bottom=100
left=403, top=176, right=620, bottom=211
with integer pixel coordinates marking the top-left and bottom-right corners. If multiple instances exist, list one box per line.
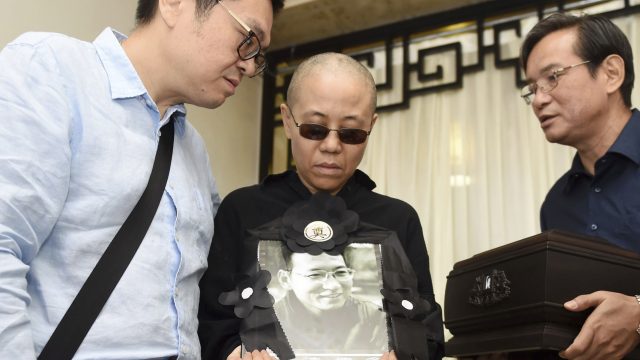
left=389, top=350, right=398, bottom=360
left=561, top=324, right=595, bottom=359
left=565, top=292, right=607, bottom=312
left=226, top=345, right=242, bottom=360
left=241, top=349, right=252, bottom=360
left=379, top=351, right=389, bottom=360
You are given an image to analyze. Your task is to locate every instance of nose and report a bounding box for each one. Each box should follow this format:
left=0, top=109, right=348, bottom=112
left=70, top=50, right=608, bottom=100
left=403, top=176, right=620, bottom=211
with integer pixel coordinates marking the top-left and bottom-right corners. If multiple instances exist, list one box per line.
left=531, top=87, right=552, bottom=109
left=319, top=130, right=342, bottom=153
left=237, top=57, right=256, bottom=77
left=321, top=274, right=342, bottom=289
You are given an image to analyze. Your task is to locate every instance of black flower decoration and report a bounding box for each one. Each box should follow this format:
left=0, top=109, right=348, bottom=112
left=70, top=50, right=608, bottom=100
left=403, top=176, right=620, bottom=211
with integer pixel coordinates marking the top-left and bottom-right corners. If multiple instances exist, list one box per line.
left=281, top=191, right=359, bottom=255
left=381, top=287, right=432, bottom=321
left=218, top=270, right=275, bottom=318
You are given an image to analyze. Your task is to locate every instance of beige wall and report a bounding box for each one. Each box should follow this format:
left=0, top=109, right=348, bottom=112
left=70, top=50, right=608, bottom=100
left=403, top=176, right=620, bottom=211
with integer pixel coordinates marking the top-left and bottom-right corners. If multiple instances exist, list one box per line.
left=1, top=1, right=262, bottom=197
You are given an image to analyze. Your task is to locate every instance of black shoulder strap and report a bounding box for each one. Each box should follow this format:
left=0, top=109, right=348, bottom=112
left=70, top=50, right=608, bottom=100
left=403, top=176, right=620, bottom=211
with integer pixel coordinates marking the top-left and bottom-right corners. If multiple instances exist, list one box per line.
left=38, top=119, right=176, bottom=360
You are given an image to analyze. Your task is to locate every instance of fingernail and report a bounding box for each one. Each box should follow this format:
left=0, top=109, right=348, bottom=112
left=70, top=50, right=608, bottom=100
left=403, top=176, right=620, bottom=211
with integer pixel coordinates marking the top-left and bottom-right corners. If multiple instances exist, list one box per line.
left=564, top=300, right=577, bottom=309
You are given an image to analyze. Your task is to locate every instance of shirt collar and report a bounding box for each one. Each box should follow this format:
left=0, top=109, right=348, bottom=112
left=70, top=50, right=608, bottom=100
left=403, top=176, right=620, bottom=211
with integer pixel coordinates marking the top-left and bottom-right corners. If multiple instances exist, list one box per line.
left=93, top=27, right=147, bottom=100
left=564, top=109, right=640, bottom=192
left=262, top=169, right=377, bottom=197
left=607, top=108, right=640, bottom=166
left=94, top=28, right=186, bottom=130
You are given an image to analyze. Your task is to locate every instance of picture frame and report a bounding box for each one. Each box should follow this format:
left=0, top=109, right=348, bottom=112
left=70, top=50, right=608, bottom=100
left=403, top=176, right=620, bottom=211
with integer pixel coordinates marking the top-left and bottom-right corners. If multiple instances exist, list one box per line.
left=219, top=192, right=431, bottom=360
left=255, top=240, right=389, bottom=359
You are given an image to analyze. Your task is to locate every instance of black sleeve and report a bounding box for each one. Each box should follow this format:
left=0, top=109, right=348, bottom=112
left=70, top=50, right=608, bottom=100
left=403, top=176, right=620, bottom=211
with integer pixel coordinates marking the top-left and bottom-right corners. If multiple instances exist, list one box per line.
left=405, top=210, right=445, bottom=360
left=198, top=196, right=244, bottom=360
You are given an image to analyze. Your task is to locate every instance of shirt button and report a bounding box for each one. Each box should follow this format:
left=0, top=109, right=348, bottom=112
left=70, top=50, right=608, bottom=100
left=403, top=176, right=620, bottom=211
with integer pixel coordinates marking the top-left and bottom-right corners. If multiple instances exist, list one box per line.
left=590, top=224, right=598, bottom=231
left=594, top=187, right=602, bottom=193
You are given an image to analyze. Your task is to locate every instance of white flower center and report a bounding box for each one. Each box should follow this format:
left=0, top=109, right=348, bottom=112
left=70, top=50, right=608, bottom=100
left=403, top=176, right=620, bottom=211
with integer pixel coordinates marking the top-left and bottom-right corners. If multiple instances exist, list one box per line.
left=241, top=287, right=254, bottom=300
left=401, top=300, right=414, bottom=310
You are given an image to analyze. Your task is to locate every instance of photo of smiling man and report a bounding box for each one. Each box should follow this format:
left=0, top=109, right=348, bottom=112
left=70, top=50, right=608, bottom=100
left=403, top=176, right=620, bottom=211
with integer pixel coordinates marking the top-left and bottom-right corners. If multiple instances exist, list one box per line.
left=269, top=243, right=388, bottom=358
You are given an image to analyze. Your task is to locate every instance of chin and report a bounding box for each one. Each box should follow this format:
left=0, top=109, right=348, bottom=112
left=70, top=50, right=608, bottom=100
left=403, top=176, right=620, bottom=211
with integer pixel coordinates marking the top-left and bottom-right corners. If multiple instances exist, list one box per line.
left=191, top=90, right=227, bottom=109
left=203, top=97, right=226, bottom=109
left=542, top=130, right=565, bottom=144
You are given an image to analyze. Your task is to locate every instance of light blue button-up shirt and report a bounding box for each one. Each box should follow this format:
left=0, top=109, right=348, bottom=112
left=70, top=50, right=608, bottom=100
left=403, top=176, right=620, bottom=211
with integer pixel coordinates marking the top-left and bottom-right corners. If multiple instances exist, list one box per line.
left=0, top=28, right=220, bottom=359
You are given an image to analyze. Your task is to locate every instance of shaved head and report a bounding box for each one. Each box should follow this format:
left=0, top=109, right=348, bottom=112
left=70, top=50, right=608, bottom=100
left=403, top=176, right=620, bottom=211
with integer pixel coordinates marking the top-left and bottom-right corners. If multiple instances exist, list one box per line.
left=286, top=52, right=377, bottom=114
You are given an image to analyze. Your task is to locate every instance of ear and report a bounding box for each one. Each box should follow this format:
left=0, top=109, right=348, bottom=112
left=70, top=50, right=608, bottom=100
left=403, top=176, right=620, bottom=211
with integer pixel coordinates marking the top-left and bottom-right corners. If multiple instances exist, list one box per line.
left=600, top=54, right=625, bottom=96
left=278, top=269, right=293, bottom=290
left=369, top=113, right=378, bottom=132
left=158, top=0, right=184, bottom=28
left=281, top=103, right=294, bottom=140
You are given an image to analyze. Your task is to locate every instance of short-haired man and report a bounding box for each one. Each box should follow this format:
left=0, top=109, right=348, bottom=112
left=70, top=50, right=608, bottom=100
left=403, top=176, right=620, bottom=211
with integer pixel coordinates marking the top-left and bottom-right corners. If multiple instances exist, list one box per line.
left=520, top=13, right=640, bottom=359
left=198, top=52, right=444, bottom=360
left=0, top=0, right=283, bottom=358
left=275, top=251, right=388, bottom=354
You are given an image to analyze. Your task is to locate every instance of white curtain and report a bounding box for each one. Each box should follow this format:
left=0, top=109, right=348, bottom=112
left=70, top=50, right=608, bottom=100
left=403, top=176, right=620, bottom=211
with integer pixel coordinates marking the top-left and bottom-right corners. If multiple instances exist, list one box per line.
left=357, top=11, right=640, bottom=339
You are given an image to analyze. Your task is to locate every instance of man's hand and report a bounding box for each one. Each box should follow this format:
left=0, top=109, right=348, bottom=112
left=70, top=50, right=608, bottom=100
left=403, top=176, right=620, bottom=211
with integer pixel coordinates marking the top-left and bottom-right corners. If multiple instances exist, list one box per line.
left=226, top=346, right=276, bottom=360
left=380, top=350, right=397, bottom=360
left=560, top=291, right=640, bottom=360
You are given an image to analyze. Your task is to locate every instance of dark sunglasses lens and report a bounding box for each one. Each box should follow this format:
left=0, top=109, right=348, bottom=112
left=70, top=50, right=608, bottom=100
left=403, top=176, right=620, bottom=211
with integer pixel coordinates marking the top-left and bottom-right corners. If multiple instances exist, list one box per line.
left=338, top=129, right=368, bottom=144
left=299, top=124, right=329, bottom=140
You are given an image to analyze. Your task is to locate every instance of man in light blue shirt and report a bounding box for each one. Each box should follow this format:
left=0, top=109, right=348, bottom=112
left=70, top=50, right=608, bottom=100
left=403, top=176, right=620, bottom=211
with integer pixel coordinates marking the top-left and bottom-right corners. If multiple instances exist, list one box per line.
left=0, top=0, right=284, bottom=359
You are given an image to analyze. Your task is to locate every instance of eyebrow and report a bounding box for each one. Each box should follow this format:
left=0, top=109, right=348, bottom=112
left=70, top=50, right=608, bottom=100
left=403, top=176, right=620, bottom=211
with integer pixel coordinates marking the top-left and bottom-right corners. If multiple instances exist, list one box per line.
left=302, top=111, right=366, bottom=126
left=301, top=110, right=328, bottom=119
left=541, top=63, right=562, bottom=74
left=525, top=62, right=562, bottom=82
left=245, top=19, right=266, bottom=45
left=253, top=26, right=266, bottom=43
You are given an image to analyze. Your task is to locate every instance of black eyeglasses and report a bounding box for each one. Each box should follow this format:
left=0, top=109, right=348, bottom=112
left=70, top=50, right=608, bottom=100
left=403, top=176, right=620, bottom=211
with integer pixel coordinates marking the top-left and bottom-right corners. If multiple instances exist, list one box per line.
left=521, top=60, right=590, bottom=105
left=288, top=109, right=372, bottom=145
left=218, top=0, right=266, bottom=77
left=292, top=268, right=355, bottom=282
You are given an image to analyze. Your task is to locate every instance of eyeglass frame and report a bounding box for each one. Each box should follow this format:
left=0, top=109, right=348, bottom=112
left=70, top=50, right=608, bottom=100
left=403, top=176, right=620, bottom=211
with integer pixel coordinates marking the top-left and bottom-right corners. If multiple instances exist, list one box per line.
left=291, top=268, right=356, bottom=282
left=218, top=0, right=266, bottom=77
left=287, top=107, right=373, bottom=145
left=520, top=60, right=591, bottom=105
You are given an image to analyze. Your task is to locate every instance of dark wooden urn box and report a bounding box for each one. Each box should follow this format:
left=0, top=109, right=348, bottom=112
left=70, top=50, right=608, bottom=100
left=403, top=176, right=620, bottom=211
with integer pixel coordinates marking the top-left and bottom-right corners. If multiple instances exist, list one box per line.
left=444, top=230, right=640, bottom=359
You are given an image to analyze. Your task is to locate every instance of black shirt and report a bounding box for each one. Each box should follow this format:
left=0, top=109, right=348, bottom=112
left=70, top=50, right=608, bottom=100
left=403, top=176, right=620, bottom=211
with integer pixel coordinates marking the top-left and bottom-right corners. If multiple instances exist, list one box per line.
left=198, top=170, right=444, bottom=359
left=541, top=109, right=640, bottom=254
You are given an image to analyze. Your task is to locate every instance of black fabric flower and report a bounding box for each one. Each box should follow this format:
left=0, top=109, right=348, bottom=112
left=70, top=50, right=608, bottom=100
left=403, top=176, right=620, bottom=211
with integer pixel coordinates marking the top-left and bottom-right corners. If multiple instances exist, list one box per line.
left=218, top=270, right=274, bottom=318
left=381, top=286, right=432, bottom=322
left=281, top=191, right=359, bottom=255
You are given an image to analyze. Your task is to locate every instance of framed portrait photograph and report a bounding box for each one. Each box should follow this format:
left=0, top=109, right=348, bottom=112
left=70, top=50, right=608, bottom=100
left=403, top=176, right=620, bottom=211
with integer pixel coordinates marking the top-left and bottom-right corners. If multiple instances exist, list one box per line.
left=256, top=241, right=389, bottom=359
left=221, top=192, right=432, bottom=360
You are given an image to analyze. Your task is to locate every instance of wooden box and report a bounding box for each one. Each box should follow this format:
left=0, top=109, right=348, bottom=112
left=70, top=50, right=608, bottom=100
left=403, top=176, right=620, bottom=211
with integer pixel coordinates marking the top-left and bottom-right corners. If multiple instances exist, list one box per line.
left=444, top=230, right=640, bottom=359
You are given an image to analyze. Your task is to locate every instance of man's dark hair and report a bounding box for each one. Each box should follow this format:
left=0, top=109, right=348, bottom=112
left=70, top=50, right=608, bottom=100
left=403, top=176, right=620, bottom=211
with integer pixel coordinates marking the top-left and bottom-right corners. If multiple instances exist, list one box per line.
left=521, top=13, right=634, bottom=107
left=281, top=245, right=353, bottom=270
left=135, top=0, right=285, bottom=26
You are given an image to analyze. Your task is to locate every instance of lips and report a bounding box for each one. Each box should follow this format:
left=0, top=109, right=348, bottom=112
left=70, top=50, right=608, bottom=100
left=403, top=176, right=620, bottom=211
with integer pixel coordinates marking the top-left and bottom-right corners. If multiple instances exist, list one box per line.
left=538, top=114, right=556, bottom=128
left=318, top=292, right=342, bottom=299
left=315, top=162, right=341, bottom=174
left=224, top=77, right=239, bottom=94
